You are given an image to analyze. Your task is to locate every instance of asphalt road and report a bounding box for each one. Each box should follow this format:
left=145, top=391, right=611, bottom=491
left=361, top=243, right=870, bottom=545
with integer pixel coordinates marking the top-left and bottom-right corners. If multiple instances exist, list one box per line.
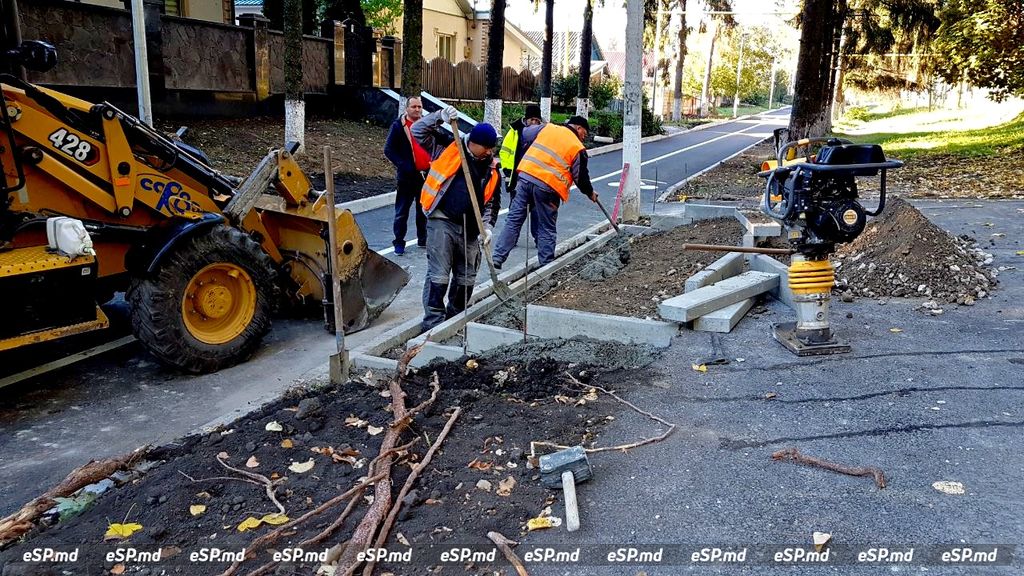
left=0, top=110, right=789, bottom=515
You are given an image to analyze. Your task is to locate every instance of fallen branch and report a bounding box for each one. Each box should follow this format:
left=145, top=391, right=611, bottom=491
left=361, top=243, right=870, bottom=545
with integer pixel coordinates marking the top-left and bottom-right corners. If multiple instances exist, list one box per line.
left=404, top=372, right=441, bottom=422
left=0, top=447, right=146, bottom=546
left=217, top=471, right=386, bottom=576
left=771, top=447, right=886, bottom=489
left=362, top=406, right=463, bottom=576
left=531, top=375, right=676, bottom=455
left=487, top=531, right=530, bottom=576
left=215, top=454, right=287, bottom=516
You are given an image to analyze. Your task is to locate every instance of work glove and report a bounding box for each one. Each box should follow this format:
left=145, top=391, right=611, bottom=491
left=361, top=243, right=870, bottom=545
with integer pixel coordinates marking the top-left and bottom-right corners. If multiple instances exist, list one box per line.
left=482, top=228, right=493, bottom=247
left=442, top=106, right=459, bottom=122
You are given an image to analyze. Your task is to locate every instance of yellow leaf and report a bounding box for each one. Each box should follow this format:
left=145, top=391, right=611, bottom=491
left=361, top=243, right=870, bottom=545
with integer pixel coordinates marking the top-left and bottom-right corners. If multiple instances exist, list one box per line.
left=889, top=328, right=903, bottom=333
left=691, top=363, right=707, bottom=373
left=344, top=416, right=368, bottom=428
left=280, top=438, right=294, bottom=449
left=526, top=517, right=555, bottom=531
left=264, top=421, right=283, bottom=432
left=110, top=564, right=126, bottom=575
left=245, top=456, right=260, bottom=468
left=189, top=504, right=207, bottom=517
left=288, top=458, right=315, bottom=473
left=1016, top=250, right=1024, bottom=256
left=366, top=425, right=384, bottom=436
left=260, top=513, right=289, bottom=525
left=104, top=522, right=143, bottom=540
left=237, top=516, right=263, bottom=532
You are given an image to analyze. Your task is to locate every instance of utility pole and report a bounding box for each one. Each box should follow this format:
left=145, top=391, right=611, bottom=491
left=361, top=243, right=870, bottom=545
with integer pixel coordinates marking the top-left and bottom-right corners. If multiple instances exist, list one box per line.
left=651, top=5, right=664, bottom=119
left=130, top=0, right=153, bottom=126
left=732, top=32, right=745, bottom=118
left=768, top=58, right=776, bottom=108
left=622, top=0, right=643, bottom=222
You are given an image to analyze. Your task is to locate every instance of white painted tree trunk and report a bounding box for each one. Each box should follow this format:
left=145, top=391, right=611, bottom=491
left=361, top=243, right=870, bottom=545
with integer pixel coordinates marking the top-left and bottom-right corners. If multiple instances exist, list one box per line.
left=700, top=22, right=718, bottom=117
left=484, top=98, right=502, bottom=130
left=540, top=97, right=552, bottom=122
left=575, top=97, right=590, bottom=118
left=285, top=99, right=305, bottom=152
left=621, top=0, right=643, bottom=222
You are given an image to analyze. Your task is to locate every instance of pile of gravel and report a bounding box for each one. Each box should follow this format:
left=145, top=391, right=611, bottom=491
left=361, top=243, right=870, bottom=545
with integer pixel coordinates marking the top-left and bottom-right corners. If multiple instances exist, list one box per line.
left=834, top=198, right=997, bottom=304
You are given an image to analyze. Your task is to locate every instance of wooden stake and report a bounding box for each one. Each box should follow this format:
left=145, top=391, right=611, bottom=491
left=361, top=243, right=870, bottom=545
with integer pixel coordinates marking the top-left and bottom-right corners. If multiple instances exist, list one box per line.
left=323, top=145, right=349, bottom=384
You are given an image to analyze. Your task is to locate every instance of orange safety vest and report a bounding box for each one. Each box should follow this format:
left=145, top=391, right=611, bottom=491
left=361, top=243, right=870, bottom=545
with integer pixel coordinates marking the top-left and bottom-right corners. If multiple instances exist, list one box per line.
left=517, top=124, right=585, bottom=202
left=420, top=141, right=500, bottom=215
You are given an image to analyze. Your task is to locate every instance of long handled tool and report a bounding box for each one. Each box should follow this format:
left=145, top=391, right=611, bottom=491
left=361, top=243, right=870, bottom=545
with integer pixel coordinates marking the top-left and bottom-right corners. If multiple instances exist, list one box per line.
left=593, top=195, right=620, bottom=234
left=447, top=118, right=514, bottom=302
left=322, top=146, right=349, bottom=384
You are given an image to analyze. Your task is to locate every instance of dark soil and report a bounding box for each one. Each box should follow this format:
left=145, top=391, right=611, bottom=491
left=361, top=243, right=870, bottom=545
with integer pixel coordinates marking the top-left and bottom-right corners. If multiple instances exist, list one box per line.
left=670, top=140, right=772, bottom=206
left=0, top=342, right=659, bottom=575
left=834, top=197, right=998, bottom=303
left=532, top=218, right=745, bottom=319
left=156, top=116, right=395, bottom=203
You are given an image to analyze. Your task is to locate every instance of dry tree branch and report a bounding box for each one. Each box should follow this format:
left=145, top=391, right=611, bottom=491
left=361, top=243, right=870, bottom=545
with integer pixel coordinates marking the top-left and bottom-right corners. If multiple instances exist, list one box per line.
left=215, top=454, right=287, bottom=516
left=488, top=531, right=530, bottom=576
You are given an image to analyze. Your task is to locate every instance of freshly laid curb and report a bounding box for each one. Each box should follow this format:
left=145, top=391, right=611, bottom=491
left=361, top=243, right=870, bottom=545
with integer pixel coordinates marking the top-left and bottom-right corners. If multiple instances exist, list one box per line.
left=466, top=323, right=531, bottom=353
left=339, top=190, right=397, bottom=215
left=685, top=252, right=745, bottom=293
left=526, top=305, right=678, bottom=348
left=409, top=342, right=465, bottom=368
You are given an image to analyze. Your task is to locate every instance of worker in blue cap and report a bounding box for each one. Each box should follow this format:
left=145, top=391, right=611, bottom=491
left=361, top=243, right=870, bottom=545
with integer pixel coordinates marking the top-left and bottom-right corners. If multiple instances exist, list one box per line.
left=411, top=106, right=501, bottom=331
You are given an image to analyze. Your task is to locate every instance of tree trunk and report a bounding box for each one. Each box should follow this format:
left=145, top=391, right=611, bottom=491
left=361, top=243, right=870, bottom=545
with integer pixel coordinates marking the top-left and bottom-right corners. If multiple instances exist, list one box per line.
left=484, top=0, right=506, bottom=128
left=576, top=0, right=593, bottom=118
left=622, top=0, right=643, bottom=222
left=284, top=0, right=304, bottom=151
left=672, top=2, right=687, bottom=122
left=789, top=0, right=838, bottom=140
left=540, top=0, right=554, bottom=121
left=401, top=0, right=423, bottom=97
left=699, top=21, right=718, bottom=117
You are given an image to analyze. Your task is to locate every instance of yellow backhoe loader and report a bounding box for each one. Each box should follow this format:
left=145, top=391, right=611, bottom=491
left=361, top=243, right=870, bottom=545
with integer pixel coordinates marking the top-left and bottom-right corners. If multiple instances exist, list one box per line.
left=0, top=40, right=409, bottom=373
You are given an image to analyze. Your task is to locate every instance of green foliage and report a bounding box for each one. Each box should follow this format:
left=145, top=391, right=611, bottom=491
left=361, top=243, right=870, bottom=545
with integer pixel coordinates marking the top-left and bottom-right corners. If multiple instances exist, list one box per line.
left=642, top=92, right=663, bottom=136
left=934, top=0, right=1024, bottom=101
left=589, top=76, right=621, bottom=111
left=840, top=0, right=940, bottom=93
left=844, top=106, right=871, bottom=122
left=840, top=112, right=1024, bottom=159
left=592, top=109, right=623, bottom=140
left=551, top=70, right=580, bottom=108
left=360, top=0, right=403, bottom=34
left=709, top=27, right=782, bottom=109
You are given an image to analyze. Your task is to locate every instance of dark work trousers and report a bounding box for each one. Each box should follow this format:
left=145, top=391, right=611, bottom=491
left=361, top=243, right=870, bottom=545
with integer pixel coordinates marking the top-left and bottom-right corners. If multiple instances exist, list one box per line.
left=490, top=173, right=538, bottom=241
left=393, top=172, right=427, bottom=249
left=421, top=216, right=481, bottom=332
left=492, top=179, right=560, bottom=267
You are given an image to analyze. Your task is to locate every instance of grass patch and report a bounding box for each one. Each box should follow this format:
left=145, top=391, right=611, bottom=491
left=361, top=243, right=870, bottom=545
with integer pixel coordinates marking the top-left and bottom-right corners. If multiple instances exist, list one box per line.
left=839, top=112, right=1024, bottom=159
left=714, top=105, right=769, bottom=118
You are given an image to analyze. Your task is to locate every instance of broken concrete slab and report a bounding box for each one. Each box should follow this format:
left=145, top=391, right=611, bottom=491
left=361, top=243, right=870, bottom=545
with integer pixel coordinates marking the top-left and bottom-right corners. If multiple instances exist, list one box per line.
left=526, top=305, right=677, bottom=348
left=409, top=342, right=466, bottom=368
left=748, top=254, right=794, bottom=309
left=685, top=251, right=745, bottom=293
left=659, top=271, right=779, bottom=322
left=735, top=211, right=782, bottom=237
left=693, top=298, right=755, bottom=333
left=466, top=322, right=532, bottom=353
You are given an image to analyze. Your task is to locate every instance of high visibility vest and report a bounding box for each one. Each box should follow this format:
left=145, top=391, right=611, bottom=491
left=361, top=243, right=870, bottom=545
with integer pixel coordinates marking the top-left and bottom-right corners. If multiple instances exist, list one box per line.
left=499, top=127, right=519, bottom=170
left=517, top=124, right=584, bottom=201
left=420, top=141, right=500, bottom=215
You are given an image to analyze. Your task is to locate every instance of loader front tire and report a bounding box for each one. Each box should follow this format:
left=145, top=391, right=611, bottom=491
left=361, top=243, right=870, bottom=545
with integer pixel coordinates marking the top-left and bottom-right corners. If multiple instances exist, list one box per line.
left=127, top=226, right=278, bottom=373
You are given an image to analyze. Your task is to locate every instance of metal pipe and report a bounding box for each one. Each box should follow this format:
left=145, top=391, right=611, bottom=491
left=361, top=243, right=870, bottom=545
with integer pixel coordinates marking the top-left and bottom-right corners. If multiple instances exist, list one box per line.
left=682, top=243, right=794, bottom=255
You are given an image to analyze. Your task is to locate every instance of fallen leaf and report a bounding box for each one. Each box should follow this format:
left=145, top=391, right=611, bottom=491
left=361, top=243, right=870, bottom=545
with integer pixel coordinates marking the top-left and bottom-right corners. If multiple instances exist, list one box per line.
left=554, top=395, right=573, bottom=404
left=468, top=459, right=493, bottom=471
left=245, top=456, right=260, bottom=468
left=189, top=504, right=207, bottom=517
left=195, top=491, right=212, bottom=500
left=526, top=515, right=561, bottom=530
left=466, top=359, right=479, bottom=369
left=345, top=415, right=369, bottom=428
left=813, top=531, right=831, bottom=552
left=217, top=451, right=230, bottom=460
left=160, top=546, right=182, bottom=559
left=476, top=479, right=492, bottom=492
left=496, top=476, right=516, bottom=497
left=583, top=389, right=599, bottom=402
left=280, top=439, right=294, bottom=449
left=1016, top=250, right=1024, bottom=256
left=889, top=328, right=903, bottom=333
left=261, top=513, right=289, bottom=525
left=104, top=522, right=143, bottom=541
left=289, top=459, right=315, bottom=473
left=270, top=472, right=280, bottom=480
left=932, top=480, right=965, bottom=495
left=110, top=564, right=125, bottom=575
left=366, top=425, right=384, bottom=436
left=691, top=363, right=707, bottom=373
left=265, top=421, right=283, bottom=432
left=237, top=517, right=263, bottom=532
left=396, top=532, right=411, bottom=547
left=425, top=498, right=442, bottom=505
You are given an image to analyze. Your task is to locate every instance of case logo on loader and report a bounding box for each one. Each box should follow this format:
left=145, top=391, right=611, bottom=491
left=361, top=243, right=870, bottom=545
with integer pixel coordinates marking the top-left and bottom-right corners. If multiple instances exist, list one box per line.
left=47, top=128, right=98, bottom=165
left=141, top=176, right=201, bottom=217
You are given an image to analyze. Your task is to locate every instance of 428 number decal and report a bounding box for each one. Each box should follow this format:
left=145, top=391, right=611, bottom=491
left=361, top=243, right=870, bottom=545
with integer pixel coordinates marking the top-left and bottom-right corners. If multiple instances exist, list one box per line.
left=47, top=128, right=97, bottom=165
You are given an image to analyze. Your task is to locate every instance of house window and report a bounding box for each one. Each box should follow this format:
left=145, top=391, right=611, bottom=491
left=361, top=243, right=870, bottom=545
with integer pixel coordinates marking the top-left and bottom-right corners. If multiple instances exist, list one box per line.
left=437, top=33, right=456, bottom=62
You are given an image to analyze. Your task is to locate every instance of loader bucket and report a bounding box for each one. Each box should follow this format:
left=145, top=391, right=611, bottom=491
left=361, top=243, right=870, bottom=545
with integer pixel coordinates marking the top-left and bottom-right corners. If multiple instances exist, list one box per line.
left=252, top=195, right=410, bottom=333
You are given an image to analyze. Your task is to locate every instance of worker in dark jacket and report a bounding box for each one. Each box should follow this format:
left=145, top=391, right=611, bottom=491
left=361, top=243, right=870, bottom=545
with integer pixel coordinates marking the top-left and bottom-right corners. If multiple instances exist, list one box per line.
left=492, top=116, right=597, bottom=268
left=412, top=106, right=500, bottom=331
left=383, top=96, right=431, bottom=254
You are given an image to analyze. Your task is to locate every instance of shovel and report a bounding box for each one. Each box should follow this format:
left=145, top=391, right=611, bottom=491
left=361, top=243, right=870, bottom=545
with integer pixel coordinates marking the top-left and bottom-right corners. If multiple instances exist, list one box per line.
left=447, top=118, right=514, bottom=302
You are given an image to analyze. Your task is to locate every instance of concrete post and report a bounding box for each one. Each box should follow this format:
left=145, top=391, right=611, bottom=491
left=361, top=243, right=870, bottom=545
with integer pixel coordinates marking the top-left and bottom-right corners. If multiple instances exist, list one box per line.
left=621, top=0, right=643, bottom=222
left=240, top=13, right=272, bottom=101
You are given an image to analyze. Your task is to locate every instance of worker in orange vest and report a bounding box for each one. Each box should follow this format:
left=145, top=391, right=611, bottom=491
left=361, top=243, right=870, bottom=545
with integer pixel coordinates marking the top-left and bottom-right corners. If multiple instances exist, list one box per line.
left=492, top=116, right=597, bottom=267
left=411, top=106, right=500, bottom=331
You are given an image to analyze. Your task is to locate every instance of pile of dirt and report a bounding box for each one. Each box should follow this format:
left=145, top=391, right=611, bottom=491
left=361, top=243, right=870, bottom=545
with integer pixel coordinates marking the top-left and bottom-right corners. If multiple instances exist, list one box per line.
left=156, top=116, right=395, bottom=203
left=0, top=345, right=659, bottom=575
left=669, top=140, right=772, bottom=206
left=534, top=218, right=745, bottom=318
left=834, top=197, right=998, bottom=303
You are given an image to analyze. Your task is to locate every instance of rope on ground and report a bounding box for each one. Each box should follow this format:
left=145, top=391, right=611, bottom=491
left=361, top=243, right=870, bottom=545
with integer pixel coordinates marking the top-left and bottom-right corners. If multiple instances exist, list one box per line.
left=531, top=373, right=677, bottom=455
